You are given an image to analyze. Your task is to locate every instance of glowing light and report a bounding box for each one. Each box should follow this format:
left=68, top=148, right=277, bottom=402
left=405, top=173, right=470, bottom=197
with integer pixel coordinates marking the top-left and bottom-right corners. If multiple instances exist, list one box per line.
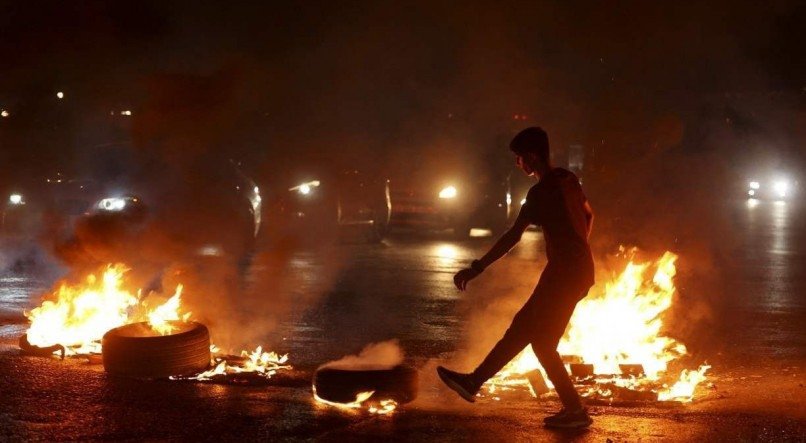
left=439, top=186, right=457, bottom=199
left=56, top=91, right=64, bottom=99
left=9, top=194, right=23, bottom=205
left=434, top=244, right=459, bottom=260
left=506, top=192, right=512, bottom=205
left=746, top=198, right=759, bottom=209
left=748, top=181, right=760, bottom=190
left=290, top=180, right=321, bottom=195
left=98, top=197, right=127, bottom=211
left=773, top=181, right=789, bottom=198
left=748, top=190, right=755, bottom=197
left=121, top=110, right=132, bottom=116
left=520, top=198, right=527, bottom=206
left=1, top=110, right=9, bottom=117
left=469, top=228, right=493, bottom=238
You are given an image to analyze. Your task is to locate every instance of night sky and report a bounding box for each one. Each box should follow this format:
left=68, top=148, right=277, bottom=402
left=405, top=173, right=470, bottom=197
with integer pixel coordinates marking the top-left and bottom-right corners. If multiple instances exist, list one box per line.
left=1, top=1, right=804, bottom=175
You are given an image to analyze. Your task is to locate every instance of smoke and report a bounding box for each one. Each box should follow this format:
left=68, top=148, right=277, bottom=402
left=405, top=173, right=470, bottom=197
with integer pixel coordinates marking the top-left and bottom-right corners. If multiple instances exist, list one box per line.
left=318, top=339, right=404, bottom=371
left=3, top=0, right=802, bottom=366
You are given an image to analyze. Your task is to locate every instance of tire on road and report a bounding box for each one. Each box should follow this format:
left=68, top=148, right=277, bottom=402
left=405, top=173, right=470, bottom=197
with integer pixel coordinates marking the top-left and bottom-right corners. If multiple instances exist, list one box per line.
left=102, top=321, right=211, bottom=379
left=313, top=365, right=419, bottom=404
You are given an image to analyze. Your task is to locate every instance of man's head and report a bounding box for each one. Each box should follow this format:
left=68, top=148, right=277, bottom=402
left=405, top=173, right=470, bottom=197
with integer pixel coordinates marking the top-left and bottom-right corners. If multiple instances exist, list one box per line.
left=510, top=127, right=551, bottom=177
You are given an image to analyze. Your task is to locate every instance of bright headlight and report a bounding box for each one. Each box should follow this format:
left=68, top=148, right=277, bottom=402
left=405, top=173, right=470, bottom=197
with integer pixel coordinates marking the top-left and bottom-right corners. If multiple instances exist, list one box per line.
left=8, top=194, right=24, bottom=205
left=98, top=197, right=128, bottom=211
left=289, top=180, right=321, bottom=195
left=773, top=180, right=789, bottom=197
left=438, top=186, right=457, bottom=199
left=748, top=181, right=760, bottom=190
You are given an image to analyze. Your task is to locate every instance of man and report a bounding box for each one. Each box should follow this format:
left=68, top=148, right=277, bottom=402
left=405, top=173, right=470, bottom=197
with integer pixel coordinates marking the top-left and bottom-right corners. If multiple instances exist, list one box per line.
left=437, top=127, right=595, bottom=429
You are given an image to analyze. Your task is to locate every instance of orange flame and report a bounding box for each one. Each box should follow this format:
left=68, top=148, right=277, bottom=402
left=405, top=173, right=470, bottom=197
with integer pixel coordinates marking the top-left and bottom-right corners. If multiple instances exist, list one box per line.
left=147, top=285, right=190, bottom=335
left=25, top=265, right=138, bottom=355
left=312, top=388, right=398, bottom=415
left=483, top=250, right=710, bottom=403
left=184, top=345, right=291, bottom=380
left=25, top=264, right=191, bottom=355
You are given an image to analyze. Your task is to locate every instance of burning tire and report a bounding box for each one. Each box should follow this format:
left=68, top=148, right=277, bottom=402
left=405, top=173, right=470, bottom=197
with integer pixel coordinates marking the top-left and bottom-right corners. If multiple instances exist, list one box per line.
left=102, top=321, right=211, bottom=379
left=313, top=365, right=419, bottom=404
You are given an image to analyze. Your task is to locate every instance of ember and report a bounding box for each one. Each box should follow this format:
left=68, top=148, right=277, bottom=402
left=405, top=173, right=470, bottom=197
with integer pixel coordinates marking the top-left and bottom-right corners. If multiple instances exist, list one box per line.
left=312, top=389, right=399, bottom=416
left=482, top=250, right=710, bottom=403
left=174, top=345, right=292, bottom=382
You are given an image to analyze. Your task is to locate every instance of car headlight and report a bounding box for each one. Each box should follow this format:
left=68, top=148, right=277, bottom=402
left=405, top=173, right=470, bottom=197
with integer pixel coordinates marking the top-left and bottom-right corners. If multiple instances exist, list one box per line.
left=8, top=194, right=24, bottom=205
left=438, top=185, right=457, bottom=199
left=97, top=197, right=129, bottom=211
left=289, top=180, right=321, bottom=196
left=773, top=180, right=789, bottom=198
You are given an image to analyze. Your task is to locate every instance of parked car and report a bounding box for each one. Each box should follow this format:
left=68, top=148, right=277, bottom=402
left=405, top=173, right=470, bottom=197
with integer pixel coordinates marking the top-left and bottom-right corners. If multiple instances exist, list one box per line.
left=388, top=167, right=511, bottom=237
left=261, top=163, right=391, bottom=243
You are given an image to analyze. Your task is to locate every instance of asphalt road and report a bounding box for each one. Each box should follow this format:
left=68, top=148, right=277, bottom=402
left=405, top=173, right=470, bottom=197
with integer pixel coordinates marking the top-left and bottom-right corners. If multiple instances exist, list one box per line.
left=1, top=199, right=804, bottom=441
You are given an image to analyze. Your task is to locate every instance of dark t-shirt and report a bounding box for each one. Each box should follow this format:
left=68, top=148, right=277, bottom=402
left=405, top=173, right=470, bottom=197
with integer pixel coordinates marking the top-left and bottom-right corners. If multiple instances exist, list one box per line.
left=521, top=168, right=594, bottom=287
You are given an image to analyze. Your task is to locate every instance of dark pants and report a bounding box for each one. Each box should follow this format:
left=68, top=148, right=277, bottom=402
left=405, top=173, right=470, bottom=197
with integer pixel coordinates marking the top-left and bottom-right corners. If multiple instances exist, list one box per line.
left=473, top=269, right=590, bottom=410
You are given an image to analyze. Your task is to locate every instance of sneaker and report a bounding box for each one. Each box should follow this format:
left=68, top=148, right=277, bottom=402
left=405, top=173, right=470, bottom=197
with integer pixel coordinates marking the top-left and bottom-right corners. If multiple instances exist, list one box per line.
left=436, top=366, right=480, bottom=403
left=543, top=408, right=593, bottom=429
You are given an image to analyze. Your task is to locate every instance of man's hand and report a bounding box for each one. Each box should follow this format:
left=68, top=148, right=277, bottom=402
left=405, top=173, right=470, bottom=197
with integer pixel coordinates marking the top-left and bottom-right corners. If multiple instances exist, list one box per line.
left=454, top=268, right=481, bottom=291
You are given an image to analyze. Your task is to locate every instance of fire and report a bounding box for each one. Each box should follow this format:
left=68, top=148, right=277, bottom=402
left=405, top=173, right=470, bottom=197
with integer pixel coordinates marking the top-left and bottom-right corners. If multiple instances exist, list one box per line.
left=312, top=389, right=398, bottom=415
left=24, top=264, right=190, bottom=355
left=483, top=251, right=710, bottom=403
left=181, top=345, right=292, bottom=381
left=658, top=364, right=711, bottom=402
left=147, top=285, right=191, bottom=335
left=25, top=265, right=138, bottom=355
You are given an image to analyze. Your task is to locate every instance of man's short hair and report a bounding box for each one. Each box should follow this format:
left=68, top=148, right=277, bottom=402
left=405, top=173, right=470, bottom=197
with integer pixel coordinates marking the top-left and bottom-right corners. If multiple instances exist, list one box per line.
left=510, top=127, right=549, bottom=162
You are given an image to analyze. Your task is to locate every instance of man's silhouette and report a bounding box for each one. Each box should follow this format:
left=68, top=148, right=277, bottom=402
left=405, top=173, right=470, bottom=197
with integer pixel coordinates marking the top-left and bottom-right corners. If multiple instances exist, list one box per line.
left=438, top=127, right=595, bottom=429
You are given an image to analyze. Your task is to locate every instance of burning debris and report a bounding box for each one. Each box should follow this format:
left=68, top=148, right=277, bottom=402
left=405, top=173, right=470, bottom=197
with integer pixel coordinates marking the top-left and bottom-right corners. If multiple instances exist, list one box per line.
left=482, top=250, right=710, bottom=404
left=170, top=345, right=292, bottom=384
left=20, top=264, right=291, bottom=383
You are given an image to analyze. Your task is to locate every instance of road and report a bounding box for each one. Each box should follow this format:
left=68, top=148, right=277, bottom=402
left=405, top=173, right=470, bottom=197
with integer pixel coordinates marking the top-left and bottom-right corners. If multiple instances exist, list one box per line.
left=1, top=199, right=804, bottom=441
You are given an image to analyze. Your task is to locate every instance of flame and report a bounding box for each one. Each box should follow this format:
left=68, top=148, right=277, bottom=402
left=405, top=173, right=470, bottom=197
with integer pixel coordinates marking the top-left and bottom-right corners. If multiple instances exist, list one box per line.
left=658, top=364, right=711, bottom=402
left=147, top=285, right=190, bottom=335
left=182, top=345, right=291, bottom=381
left=313, top=389, right=375, bottom=410
left=312, top=388, right=398, bottom=415
left=25, top=264, right=191, bottom=355
left=483, top=251, right=710, bottom=403
left=25, top=265, right=138, bottom=355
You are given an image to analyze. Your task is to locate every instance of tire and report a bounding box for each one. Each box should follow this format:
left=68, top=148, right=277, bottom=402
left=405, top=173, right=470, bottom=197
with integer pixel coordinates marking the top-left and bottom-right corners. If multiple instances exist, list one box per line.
left=313, top=365, right=419, bottom=404
left=102, top=321, right=211, bottom=378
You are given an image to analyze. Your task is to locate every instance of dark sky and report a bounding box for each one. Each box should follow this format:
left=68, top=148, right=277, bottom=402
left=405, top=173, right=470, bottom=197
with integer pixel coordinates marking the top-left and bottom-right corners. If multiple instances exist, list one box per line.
left=1, top=1, right=804, bottom=171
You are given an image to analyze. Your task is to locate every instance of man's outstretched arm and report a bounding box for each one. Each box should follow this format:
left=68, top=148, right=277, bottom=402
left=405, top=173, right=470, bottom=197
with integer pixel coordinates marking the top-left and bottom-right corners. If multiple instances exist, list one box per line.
left=454, top=211, right=531, bottom=290
left=477, top=212, right=531, bottom=269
